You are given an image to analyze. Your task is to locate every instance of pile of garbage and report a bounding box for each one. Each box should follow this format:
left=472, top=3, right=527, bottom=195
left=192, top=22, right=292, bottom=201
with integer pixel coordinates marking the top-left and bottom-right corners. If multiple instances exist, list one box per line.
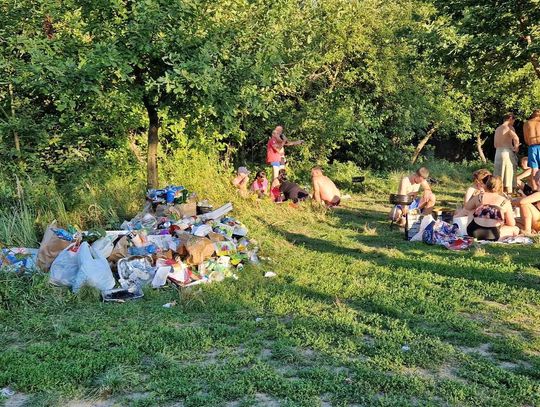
left=2, top=186, right=259, bottom=302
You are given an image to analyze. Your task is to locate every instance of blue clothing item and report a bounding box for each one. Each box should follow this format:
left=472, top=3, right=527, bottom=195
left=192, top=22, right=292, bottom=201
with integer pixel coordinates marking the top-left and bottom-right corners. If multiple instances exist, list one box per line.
left=528, top=145, right=540, bottom=169
left=409, top=197, right=421, bottom=210
left=270, top=161, right=282, bottom=167
left=393, top=197, right=422, bottom=218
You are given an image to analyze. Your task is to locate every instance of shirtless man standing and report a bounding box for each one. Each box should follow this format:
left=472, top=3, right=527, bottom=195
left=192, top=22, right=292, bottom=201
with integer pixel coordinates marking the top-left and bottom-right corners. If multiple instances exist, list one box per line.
left=311, top=167, right=341, bottom=207
left=493, top=113, right=520, bottom=194
left=524, top=110, right=540, bottom=191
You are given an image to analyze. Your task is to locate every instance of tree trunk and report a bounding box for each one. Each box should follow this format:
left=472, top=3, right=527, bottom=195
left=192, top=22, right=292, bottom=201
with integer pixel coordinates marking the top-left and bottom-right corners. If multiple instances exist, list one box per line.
left=476, top=132, right=487, bottom=163
left=8, top=84, right=20, bottom=152
left=143, top=96, right=159, bottom=189
left=411, top=127, right=437, bottom=164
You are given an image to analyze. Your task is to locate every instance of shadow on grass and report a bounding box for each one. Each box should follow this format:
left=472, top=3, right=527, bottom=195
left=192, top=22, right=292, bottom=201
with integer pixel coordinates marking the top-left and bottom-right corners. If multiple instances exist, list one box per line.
left=256, top=212, right=540, bottom=375
left=264, top=216, right=540, bottom=293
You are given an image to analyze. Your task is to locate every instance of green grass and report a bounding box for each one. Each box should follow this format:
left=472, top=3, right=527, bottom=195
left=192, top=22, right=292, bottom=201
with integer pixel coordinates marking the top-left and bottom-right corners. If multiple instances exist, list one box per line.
left=1, top=163, right=540, bottom=406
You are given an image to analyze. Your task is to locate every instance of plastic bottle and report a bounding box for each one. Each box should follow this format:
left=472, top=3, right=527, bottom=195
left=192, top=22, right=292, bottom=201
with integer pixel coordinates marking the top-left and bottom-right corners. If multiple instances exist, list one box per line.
left=53, top=228, right=74, bottom=241
left=128, top=244, right=157, bottom=256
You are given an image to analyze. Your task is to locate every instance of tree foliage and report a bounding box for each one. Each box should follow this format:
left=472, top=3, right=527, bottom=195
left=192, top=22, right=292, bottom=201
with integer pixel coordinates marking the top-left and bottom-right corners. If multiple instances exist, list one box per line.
left=1, top=0, right=539, bottom=185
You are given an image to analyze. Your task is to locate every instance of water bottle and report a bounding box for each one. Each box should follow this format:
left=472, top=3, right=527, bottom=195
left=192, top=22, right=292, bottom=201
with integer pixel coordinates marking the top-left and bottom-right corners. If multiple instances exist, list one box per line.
left=53, top=228, right=74, bottom=241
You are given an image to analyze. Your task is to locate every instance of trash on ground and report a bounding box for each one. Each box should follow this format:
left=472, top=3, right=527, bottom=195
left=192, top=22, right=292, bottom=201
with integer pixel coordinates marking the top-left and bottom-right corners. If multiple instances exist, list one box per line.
left=72, top=242, right=116, bottom=293
left=102, top=287, right=144, bottom=302
left=476, top=236, right=534, bottom=245
left=20, top=186, right=259, bottom=302
left=264, top=271, right=277, bottom=278
left=1, top=387, right=15, bottom=397
left=163, top=301, right=177, bottom=308
left=0, top=247, right=38, bottom=272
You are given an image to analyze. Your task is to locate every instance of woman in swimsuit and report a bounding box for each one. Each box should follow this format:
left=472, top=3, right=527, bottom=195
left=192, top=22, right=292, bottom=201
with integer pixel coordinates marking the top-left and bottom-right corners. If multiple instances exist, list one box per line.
left=463, top=175, right=519, bottom=241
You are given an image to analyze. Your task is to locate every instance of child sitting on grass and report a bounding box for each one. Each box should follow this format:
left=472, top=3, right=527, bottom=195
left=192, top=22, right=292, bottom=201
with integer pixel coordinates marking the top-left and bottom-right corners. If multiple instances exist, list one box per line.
left=232, top=167, right=250, bottom=197
left=250, top=170, right=269, bottom=198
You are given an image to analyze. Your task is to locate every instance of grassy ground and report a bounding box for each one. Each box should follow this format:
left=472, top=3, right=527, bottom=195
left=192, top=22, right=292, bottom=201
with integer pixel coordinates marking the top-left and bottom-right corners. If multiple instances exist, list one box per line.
left=1, top=164, right=540, bottom=406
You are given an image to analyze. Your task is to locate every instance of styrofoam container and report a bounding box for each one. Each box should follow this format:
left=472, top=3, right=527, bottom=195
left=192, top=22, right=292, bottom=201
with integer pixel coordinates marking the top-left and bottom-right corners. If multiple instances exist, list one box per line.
left=453, top=216, right=469, bottom=236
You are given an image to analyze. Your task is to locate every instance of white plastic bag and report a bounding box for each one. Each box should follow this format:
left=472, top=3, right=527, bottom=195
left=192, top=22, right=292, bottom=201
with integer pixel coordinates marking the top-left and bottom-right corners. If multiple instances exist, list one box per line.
left=151, top=266, right=171, bottom=288
left=72, top=242, right=116, bottom=293
left=410, top=215, right=435, bottom=242
left=50, top=243, right=80, bottom=287
left=91, top=236, right=114, bottom=259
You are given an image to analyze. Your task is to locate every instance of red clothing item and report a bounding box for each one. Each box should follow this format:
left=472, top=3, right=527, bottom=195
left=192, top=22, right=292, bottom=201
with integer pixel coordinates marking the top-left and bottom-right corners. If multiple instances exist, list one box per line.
left=251, top=178, right=268, bottom=193
left=266, top=137, right=283, bottom=164
left=271, top=186, right=282, bottom=201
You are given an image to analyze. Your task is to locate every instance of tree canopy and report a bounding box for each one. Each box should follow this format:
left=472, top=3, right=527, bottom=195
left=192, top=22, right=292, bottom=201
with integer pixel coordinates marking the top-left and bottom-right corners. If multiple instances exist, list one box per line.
left=1, top=0, right=539, bottom=185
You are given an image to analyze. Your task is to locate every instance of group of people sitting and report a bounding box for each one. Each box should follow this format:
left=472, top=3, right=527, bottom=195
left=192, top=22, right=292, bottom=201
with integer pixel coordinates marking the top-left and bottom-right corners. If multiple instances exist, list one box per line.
left=390, top=109, right=540, bottom=242
left=232, top=124, right=342, bottom=206
left=232, top=166, right=341, bottom=207
left=391, top=162, right=540, bottom=241
left=461, top=165, right=540, bottom=238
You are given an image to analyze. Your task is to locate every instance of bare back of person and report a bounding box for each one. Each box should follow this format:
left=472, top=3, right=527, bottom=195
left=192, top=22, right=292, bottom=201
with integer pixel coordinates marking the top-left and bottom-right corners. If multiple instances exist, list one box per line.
left=524, top=117, right=540, bottom=146
left=315, top=175, right=340, bottom=203
left=494, top=123, right=514, bottom=149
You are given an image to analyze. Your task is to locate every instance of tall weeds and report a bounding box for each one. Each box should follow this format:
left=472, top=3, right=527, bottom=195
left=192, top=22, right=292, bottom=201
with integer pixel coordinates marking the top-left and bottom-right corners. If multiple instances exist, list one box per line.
left=0, top=205, right=38, bottom=247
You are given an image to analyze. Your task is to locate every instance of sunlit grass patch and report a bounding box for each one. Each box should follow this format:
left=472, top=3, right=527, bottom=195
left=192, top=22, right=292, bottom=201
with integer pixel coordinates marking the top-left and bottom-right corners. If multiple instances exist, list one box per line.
left=361, top=223, right=378, bottom=236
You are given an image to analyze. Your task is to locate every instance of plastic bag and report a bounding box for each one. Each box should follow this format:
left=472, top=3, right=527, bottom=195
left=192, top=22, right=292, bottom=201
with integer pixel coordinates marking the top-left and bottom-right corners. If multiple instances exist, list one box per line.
left=91, top=236, right=114, bottom=259
left=422, top=220, right=437, bottom=245
left=410, top=215, right=435, bottom=242
left=36, top=221, right=71, bottom=271
left=50, top=243, right=80, bottom=287
left=117, top=255, right=155, bottom=290
left=72, top=242, right=116, bottom=293
left=0, top=247, right=39, bottom=271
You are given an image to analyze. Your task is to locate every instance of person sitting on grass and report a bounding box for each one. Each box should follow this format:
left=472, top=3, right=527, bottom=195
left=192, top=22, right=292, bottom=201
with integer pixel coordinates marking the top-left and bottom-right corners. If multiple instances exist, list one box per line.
left=232, top=166, right=250, bottom=197
left=514, top=191, right=540, bottom=234
left=455, top=168, right=491, bottom=218
left=390, top=167, right=436, bottom=227
left=250, top=170, right=269, bottom=198
left=311, top=166, right=341, bottom=207
left=463, top=169, right=492, bottom=204
left=463, top=175, right=519, bottom=241
left=516, top=156, right=534, bottom=196
left=273, top=169, right=309, bottom=204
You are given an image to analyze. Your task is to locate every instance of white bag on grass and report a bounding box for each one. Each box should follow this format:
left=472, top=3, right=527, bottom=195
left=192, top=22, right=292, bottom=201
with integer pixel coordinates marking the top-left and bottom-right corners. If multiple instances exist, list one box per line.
left=72, top=242, right=116, bottom=293
left=410, top=215, right=435, bottom=242
left=452, top=216, right=469, bottom=237
left=50, top=243, right=80, bottom=287
left=91, top=236, right=114, bottom=259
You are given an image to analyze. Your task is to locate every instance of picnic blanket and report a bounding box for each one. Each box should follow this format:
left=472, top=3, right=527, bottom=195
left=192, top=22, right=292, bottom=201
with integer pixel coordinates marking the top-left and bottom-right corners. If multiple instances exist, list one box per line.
left=410, top=215, right=534, bottom=249
left=410, top=216, right=473, bottom=250
left=476, top=236, right=534, bottom=245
